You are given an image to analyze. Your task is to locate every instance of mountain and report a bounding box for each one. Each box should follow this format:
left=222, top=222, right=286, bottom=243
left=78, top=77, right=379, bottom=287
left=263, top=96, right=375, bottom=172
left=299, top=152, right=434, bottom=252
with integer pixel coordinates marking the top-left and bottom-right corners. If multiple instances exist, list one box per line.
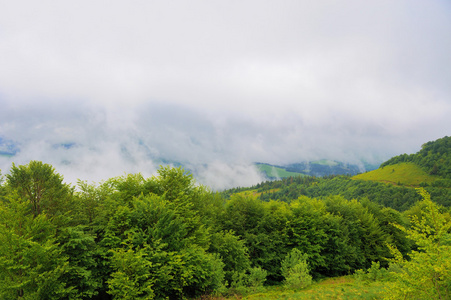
left=256, top=159, right=376, bottom=179
left=350, top=136, right=451, bottom=190
left=225, top=136, right=451, bottom=211
left=380, top=136, right=451, bottom=179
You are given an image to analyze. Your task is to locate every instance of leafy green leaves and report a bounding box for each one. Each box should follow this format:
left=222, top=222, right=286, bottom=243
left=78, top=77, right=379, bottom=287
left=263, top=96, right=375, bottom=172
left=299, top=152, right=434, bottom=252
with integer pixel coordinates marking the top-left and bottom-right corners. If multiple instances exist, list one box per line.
left=107, top=244, right=155, bottom=300
left=6, top=161, right=73, bottom=219
left=385, top=188, right=451, bottom=299
left=0, top=194, right=72, bottom=299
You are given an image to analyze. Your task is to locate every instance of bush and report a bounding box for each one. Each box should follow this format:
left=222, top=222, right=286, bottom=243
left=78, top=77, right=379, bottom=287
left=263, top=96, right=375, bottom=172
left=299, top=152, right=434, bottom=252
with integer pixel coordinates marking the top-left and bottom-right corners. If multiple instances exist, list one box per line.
left=247, top=266, right=267, bottom=293
left=281, top=248, right=312, bottom=289
left=227, top=266, right=268, bottom=296
left=353, top=261, right=389, bottom=283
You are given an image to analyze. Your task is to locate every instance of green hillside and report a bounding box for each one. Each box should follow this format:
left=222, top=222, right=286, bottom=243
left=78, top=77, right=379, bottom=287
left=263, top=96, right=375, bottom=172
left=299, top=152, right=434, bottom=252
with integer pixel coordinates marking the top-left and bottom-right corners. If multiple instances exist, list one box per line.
left=256, top=160, right=366, bottom=178
left=381, top=135, right=451, bottom=179
left=256, top=163, right=305, bottom=178
left=352, top=162, right=441, bottom=186
left=228, top=136, right=451, bottom=210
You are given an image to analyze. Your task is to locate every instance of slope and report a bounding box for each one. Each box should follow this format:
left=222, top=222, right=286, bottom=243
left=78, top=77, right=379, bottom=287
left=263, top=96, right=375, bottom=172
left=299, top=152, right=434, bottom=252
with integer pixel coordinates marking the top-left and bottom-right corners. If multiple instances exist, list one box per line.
left=226, top=136, right=451, bottom=210
left=352, top=162, right=441, bottom=186
left=256, top=163, right=306, bottom=178
left=381, top=136, right=451, bottom=179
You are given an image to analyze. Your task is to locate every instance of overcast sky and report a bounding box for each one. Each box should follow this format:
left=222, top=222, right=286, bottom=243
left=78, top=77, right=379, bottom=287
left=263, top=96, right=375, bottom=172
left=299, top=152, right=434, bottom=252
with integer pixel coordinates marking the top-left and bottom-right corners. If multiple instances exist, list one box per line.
left=1, top=1, right=450, bottom=189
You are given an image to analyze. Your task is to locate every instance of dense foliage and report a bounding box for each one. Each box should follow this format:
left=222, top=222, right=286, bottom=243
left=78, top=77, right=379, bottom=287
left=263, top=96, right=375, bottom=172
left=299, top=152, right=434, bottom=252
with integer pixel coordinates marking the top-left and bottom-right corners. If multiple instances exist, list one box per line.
left=231, top=175, right=451, bottom=211
left=0, top=150, right=450, bottom=299
left=385, top=188, right=451, bottom=299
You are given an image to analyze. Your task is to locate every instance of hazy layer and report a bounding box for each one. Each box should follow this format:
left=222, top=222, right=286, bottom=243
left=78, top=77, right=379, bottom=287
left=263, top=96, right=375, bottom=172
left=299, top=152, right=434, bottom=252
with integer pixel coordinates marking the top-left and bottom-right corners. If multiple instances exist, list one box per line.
left=1, top=1, right=450, bottom=189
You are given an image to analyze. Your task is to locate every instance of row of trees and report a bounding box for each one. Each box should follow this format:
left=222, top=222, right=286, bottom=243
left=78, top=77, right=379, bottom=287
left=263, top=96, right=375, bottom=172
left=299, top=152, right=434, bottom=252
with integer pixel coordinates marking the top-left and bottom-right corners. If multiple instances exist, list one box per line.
left=0, top=161, right=450, bottom=299
left=246, top=174, right=451, bottom=210
left=1, top=162, right=229, bottom=299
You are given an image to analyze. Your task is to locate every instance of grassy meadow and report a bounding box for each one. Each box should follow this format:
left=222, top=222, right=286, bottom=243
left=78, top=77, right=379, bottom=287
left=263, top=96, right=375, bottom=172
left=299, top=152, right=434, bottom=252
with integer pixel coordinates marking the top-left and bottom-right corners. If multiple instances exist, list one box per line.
left=352, top=162, right=440, bottom=186
left=198, top=276, right=387, bottom=300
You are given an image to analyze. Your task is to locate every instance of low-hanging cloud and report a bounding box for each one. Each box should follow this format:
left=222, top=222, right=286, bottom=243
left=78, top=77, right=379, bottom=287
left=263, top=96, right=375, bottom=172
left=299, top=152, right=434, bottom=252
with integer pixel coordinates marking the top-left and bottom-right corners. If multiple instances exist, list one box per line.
left=1, top=1, right=451, bottom=189
left=1, top=100, right=448, bottom=189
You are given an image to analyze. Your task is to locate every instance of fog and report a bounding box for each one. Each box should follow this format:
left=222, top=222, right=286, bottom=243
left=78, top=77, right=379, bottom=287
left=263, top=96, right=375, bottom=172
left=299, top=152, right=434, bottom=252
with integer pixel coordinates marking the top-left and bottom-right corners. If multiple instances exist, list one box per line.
left=1, top=1, right=450, bottom=189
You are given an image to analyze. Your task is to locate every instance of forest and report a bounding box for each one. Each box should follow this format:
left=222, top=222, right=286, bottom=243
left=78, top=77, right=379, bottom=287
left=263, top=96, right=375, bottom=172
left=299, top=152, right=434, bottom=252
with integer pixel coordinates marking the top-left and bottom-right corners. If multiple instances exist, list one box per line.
left=0, top=136, right=451, bottom=299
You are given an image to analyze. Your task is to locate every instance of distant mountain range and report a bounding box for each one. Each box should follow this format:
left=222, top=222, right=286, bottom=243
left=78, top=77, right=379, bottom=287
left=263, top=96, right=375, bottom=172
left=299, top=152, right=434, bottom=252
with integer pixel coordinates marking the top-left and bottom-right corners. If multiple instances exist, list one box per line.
left=1, top=137, right=380, bottom=179
left=256, top=160, right=379, bottom=179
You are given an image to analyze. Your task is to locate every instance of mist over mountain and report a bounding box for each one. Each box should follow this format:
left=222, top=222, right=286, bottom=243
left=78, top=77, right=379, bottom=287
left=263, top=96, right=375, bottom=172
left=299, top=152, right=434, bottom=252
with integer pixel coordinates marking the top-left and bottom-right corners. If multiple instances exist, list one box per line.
left=0, top=100, right=441, bottom=190
left=1, top=1, right=451, bottom=189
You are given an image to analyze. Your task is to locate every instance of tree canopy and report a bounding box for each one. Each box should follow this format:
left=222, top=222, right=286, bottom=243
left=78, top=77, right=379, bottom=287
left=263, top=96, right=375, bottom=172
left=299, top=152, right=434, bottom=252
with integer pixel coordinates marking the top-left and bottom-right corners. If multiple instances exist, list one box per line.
left=0, top=158, right=450, bottom=299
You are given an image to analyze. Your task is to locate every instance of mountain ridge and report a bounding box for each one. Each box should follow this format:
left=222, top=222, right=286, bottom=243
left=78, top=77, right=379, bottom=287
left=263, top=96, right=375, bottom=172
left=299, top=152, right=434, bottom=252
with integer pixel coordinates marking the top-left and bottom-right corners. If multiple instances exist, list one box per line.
left=256, top=159, right=378, bottom=179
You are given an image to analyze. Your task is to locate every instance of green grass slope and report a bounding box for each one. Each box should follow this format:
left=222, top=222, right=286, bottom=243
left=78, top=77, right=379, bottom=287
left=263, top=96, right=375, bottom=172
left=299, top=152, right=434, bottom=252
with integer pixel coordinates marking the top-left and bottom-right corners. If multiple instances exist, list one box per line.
left=202, top=276, right=386, bottom=300
left=381, top=136, right=451, bottom=179
left=352, top=162, right=441, bottom=186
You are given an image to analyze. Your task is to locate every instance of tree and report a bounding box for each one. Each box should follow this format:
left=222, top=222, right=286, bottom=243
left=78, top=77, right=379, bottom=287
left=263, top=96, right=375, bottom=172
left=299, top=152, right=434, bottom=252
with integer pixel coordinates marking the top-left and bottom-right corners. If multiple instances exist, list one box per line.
left=153, top=165, right=194, bottom=202
left=280, top=248, right=312, bottom=289
left=385, top=188, right=451, bottom=300
left=107, top=243, right=154, bottom=300
left=209, top=230, right=250, bottom=284
left=57, top=225, right=101, bottom=299
left=0, top=193, right=71, bottom=299
left=286, top=197, right=329, bottom=274
left=6, top=161, right=73, bottom=218
left=96, top=168, right=226, bottom=299
left=323, top=196, right=390, bottom=271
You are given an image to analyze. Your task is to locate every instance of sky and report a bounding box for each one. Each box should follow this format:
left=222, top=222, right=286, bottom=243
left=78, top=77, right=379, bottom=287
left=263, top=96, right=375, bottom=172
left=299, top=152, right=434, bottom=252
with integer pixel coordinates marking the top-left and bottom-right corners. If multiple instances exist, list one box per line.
left=1, top=0, right=450, bottom=189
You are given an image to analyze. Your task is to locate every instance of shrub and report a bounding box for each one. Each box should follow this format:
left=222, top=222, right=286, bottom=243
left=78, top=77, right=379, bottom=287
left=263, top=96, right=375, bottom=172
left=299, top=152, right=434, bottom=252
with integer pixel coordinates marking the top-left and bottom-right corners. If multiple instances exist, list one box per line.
left=247, top=267, right=267, bottom=293
left=228, top=266, right=268, bottom=295
left=281, top=248, right=312, bottom=289
left=353, top=261, right=389, bottom=283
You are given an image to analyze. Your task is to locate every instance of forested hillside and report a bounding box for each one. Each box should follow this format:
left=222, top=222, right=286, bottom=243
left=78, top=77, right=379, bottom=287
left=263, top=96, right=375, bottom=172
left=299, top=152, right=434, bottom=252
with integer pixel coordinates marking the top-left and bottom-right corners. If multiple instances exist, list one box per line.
left=233, top=174, right=451, bottom=211
left=256, top=160, right=370, bottom=179
left=236, top=136, right=451, bottom=211
left=381, top=136, right=451, bottom=179
left=0, top=136, right=450, bottom=299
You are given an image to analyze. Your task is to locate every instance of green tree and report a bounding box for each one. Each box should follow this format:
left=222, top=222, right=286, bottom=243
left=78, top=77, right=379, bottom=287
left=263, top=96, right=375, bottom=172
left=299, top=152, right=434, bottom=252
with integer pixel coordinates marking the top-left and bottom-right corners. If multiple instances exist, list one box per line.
left=94, top=167, right=227, bottom=299
left=385, top=188, right=451, bottom=300
left=6, top=161, right=73, bottom=218
left=107, top=243, right=154, bottom=300
left=57, top=225, right=101, bottom=299
left=153, top=165, right=194, bottom=202
left=281, top=248, right=312, bottom=289
left=323, top=196, right=390, bottom=271
left=0, top=193, right=71, bottom=299
left=286, top=197, right=329, bottom=274
left=209, top=230, right=251, bottom=284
